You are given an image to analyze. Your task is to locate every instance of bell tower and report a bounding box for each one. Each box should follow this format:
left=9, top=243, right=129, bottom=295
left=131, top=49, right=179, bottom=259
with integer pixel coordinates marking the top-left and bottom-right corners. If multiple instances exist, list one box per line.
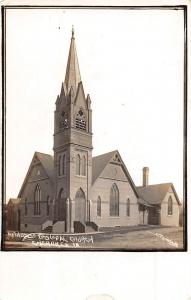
left=53, top=28, right=93, bottom=232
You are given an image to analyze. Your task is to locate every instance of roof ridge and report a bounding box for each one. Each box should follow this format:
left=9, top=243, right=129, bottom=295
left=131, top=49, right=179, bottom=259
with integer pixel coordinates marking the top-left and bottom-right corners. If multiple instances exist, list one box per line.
left=137, top=182, right=172, bottom=188
left=93, top=149, right=117, bottom=159
left=35, top=151, right=53, bottom=157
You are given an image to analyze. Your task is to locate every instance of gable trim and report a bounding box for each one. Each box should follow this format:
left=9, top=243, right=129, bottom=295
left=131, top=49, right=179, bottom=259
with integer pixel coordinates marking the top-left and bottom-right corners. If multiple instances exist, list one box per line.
left=165, top=184, right=182, bottom=206
left=93, top=150, right=139, bottom=199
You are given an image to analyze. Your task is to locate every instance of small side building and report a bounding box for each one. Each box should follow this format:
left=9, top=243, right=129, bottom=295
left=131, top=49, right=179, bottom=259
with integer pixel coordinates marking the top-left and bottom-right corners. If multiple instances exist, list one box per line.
left=137, top=168, right=181, bottom=227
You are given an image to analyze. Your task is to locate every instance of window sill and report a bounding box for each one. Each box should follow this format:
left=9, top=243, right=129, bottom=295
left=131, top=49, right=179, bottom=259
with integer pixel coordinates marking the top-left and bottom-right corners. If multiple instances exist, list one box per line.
left=108, top=216, right=120, bottom=218
left=75, top=175, right=86, bottom=178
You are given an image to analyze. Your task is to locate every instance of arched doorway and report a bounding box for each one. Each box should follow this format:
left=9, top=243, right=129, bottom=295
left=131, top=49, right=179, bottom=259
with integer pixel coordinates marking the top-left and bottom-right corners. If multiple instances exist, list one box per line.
left=57, top=189, right=67, bottom=223
left=75, top=188, right=86, bottom=223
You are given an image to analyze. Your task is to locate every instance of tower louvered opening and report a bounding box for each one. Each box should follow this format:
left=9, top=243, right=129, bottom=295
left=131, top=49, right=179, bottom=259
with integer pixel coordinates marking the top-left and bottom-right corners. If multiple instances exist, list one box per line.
left=76, top=109, right=86, bottom=131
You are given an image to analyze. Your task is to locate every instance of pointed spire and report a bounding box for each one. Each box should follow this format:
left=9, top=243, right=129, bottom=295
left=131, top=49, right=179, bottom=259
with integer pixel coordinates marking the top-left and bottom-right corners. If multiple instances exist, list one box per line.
left=64, top=27, right=81, bottom=94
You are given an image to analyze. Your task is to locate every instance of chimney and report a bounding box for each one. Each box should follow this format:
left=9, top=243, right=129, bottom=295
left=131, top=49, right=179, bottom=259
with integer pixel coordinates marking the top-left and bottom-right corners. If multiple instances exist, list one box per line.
left=143, top=167, right=149, bottom=187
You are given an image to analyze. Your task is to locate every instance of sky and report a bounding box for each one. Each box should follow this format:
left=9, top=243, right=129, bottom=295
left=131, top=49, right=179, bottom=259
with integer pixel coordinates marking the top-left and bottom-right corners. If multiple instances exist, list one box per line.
left=6, top=8, right=184, bottom=201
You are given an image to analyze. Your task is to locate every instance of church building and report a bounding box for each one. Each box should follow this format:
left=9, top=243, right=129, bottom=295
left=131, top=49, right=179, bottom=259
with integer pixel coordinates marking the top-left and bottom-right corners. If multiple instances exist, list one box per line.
left=6, top=29, right=181, bottom=234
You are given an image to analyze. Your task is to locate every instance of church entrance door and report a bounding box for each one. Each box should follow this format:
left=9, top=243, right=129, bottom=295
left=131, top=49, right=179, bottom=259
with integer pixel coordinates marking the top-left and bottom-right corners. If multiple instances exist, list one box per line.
left=75, top=188, right=86, bottom=223
left=57, top=189, right=67, bottom=229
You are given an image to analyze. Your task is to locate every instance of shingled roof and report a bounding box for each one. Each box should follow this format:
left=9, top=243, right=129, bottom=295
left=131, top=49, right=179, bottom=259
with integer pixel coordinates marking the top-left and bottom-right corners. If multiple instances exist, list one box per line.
left=137, top=183, right=181, bottom=205
left=92, top=150, right=139, bottom=198
left=18, top=152, right=54, bottom=198
left=92, top=150, right=117, bottom=184
left=35, top=152, right=54, bottom=182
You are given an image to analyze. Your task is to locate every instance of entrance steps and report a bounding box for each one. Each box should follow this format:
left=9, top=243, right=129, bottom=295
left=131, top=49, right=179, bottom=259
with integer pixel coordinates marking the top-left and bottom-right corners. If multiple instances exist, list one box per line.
left=42, top=225, right=52, bottom=233
left=85, top=225, right=96, bottom=233
left=85, top=222, right=99, bottom=232
left=52, top=221, right=66, bottom=233
left=41, top=220, right=98, bottom=234
left=74, top=221, right=98, bottom=233
left=42, top=220, right=53, bottom=233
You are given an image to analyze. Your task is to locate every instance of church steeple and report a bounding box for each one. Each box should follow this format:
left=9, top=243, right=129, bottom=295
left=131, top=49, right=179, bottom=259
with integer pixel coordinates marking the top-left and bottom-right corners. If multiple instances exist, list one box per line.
left=53, top=28, right=93, bottom=232
left=64, top=26, right=81, bottom=94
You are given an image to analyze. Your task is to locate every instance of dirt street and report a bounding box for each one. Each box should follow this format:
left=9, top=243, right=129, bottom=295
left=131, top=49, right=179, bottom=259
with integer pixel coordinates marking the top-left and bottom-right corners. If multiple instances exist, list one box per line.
left=3, top=226, right=184, bottom=251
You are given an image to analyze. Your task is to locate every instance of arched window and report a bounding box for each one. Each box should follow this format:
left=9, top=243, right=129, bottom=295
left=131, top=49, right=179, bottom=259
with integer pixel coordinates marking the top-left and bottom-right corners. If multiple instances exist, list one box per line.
left=81, top=155, right=86, bottom=176
left=58, top=188, right=64, bottom=199
left=75, top=188, right=86, bottom=223
left=58, top=156, right=61, bottom=176
left=47, top=196, right=50, bottom=215
left=34, top=185, right=41, bottom=215
left=57, top=188, right=66, bottom=221
left=110, top=184, right=119, bottom=216
left=168, top=196, right=173, bottom=215
left=75, top=188, right=85, bottom=199
left=127, top=198, right=130, bottom=217
left=76, top=154, right=81, bottom=175
left=97, top=196, right=101, bottom=217
left=62, top=154, right=66, bottom=175
left=76, top=109, right=86, bottom=131
left=24, top=198, right=27, bottom=216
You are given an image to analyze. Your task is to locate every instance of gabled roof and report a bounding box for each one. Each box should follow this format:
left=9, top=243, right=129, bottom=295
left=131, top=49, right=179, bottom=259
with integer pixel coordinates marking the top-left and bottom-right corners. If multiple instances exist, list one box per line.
left=137, top=183, right=181, bottom=206
left=18, top=152, right=54, bottom=198
left=92, top=150, right=117, bottom=184
left=36, top=152, right=54, bottom=182
left=92, top=150, right=139, bottom=198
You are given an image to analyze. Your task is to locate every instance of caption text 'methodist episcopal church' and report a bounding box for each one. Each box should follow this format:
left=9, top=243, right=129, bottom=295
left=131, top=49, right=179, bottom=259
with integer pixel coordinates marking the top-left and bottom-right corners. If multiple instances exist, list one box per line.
left=7, top=29, right=181, bottom=234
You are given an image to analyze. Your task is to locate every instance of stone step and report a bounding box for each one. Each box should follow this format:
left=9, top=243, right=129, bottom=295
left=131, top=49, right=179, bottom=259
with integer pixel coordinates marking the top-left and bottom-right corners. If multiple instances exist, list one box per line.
left=85, top=225, right=96, bottom=233
left=42, top=226, right=52, bottom=233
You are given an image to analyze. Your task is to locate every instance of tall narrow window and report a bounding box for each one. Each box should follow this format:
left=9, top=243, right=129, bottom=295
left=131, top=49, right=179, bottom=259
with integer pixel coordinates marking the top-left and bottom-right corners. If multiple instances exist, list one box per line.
left=168, top=196, right=173, bottom=215
left=58, top=156, right=61, bottom=176
left=62, top=154, right=66, bottom=175
left=97, top=196, right=101, bottom=217
left=76, top=154, right=81, bottom=175
left=34, top=185, right=41, bottom=215
left=47, top=196, right=50, bottom=216
left=110, top=184, right=119, bottom=216
left=127, top=198, right=130, bottom=217
left=81, top=155, right=86, bottom=176
left=76, top=109, right=86, bottom=131
left=58, top=188, right=65, bottom=221
left=24, top=198, right=28, bottom=216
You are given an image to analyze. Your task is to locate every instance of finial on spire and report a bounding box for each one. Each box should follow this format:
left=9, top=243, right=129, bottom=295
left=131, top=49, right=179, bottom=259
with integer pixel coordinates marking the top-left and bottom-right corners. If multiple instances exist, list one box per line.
left=72, top=25, right=74, bottom=38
